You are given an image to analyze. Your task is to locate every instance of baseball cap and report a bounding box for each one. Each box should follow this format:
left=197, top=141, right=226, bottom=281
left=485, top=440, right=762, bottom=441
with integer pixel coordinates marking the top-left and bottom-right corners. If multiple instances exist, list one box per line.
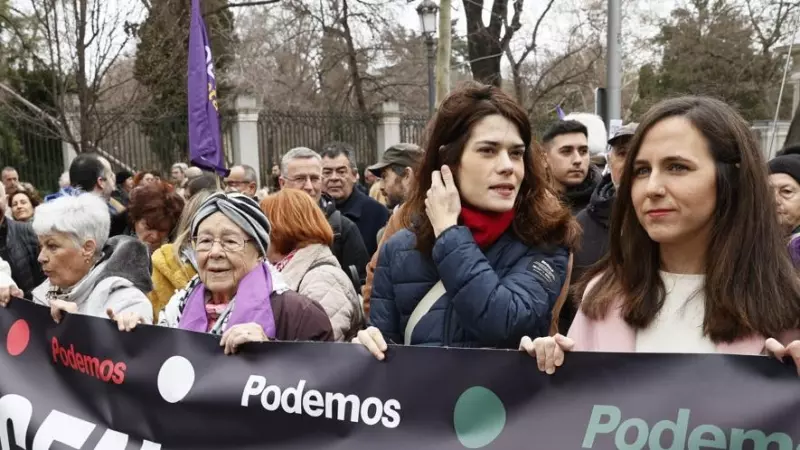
left=367, top=143, right=424, bottom=177
left=608, top=122, right=639, bottom=146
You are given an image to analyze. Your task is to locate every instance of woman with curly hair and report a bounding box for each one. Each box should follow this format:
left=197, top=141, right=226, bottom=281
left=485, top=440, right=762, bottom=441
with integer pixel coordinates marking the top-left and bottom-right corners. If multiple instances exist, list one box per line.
left=7, top=183, right=42, bottom=222
left=127, top=181, right=185, bottom=253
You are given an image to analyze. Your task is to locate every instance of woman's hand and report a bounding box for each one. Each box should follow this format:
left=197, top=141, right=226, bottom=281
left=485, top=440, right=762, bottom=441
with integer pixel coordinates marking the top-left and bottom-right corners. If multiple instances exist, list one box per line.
left=221, top=322, right=268, bottom=355
left=765, top=338, right=800, bottom=376
left=426, top=165, right=461, bottom=237
left=106, top=308, right=144, bottom=332
left=519, top=334, right=575, bottom=375
left=0, top=285, right=23, bottom=307
left=50, top=299, right=78, bottom=323
left=352, top=326, right=388, bottom=361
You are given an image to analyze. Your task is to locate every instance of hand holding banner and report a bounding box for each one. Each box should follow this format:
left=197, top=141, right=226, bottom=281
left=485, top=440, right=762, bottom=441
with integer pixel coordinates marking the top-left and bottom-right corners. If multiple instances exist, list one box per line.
left=1, top=301, right=799, bottom=449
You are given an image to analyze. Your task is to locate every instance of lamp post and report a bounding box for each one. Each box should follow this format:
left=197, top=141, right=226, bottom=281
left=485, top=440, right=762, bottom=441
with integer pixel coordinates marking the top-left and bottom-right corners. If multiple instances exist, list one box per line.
left=417, top=0, right=439, bottom=116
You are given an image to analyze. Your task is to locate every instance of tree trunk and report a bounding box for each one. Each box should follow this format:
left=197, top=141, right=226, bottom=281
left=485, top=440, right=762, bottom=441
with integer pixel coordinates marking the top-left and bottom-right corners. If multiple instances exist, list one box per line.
left=435, top=0, right=451, bottom=105
left=341, top=0, right=368, bottom=114
left=463, top=0, right=507, bottom=86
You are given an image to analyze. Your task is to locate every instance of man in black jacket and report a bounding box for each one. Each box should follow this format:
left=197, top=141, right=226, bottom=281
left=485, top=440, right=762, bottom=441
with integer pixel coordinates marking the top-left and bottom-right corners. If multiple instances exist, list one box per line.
left=559, top=122, right=637, bottom=333
left=542, top=120, right=601, bottom=214
left=279, top=147, right=370, bottom=287
left=0, top=183, right=46, bottom=299
left=320, top=142, right=389, bottom=256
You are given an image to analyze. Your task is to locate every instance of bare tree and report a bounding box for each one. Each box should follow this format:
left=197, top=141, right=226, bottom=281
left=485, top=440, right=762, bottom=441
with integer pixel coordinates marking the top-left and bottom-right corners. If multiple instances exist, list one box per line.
left=0, top=0, right=144, bottom=152
left=463, top=0, right=523, bottom=86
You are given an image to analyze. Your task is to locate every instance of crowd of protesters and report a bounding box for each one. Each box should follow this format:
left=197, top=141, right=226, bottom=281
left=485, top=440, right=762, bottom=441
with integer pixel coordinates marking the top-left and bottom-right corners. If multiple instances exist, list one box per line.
left=0, top=80, right=799, bottom=371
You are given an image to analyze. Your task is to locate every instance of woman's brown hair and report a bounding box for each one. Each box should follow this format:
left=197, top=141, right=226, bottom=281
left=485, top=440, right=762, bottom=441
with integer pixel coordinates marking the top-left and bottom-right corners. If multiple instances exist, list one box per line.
left=128, top=181, right=185, bottom=234
left=7, top=185, right=42, bottom=210
left=577, top=96, right=800, bottom=342
left=397, top=81, right=580, bottom=256
left=260, top=189, right=334, bottom=255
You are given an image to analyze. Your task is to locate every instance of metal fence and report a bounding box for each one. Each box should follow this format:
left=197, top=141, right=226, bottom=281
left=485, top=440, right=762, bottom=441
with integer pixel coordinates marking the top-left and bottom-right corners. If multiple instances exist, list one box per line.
left=257, top=110, right=379, bottom=182
left=5, top=109, right=428, bottom=195
left=100, top=114, right=235, bottom=176
left=400, top=115, right=429, bottom=145
left=0, top=114, right=63, bottom=195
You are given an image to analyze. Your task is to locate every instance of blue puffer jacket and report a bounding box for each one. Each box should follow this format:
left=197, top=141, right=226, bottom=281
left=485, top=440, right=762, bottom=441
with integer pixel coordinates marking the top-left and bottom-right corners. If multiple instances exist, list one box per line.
left=370, top=225, right=569, bottom=349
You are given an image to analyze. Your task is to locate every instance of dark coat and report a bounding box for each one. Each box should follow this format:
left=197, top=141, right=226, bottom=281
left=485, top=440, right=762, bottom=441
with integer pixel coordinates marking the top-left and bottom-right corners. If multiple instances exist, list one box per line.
left=0, top=218, right=46, bottom=298
left=563, top=165, right=603, bottom=215
left=320, top=194, right=369, bottom=286
left=370, top=225, right=569, bottom=348
left=559, top=173, right=615, bottom=333
left=336, top=187, right=389, bottom=256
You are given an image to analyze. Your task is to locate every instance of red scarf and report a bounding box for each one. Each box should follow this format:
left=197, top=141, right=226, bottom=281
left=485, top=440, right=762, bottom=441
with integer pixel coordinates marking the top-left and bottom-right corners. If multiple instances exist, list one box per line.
left=460, top=206, right=515, bottom=249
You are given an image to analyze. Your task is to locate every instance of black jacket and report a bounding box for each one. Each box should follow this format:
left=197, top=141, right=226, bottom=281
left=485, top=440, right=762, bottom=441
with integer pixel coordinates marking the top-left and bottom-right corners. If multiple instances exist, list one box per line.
left=0, top=218, right=46, bottom=298
left=320, top=194, right=369, bottom=286
left=563, top=165, right=603, bottom=215
left=336, top=187, right=389, bottom=256
left=559, top=173, right=615, bottom=333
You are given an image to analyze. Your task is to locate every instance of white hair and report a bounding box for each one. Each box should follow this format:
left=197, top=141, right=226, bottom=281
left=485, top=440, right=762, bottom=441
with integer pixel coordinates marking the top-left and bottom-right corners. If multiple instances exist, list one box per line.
left=281, top=147, right=322, bottom=175
left=172, top=162, right=189, bottom=173
left=563, top=113, right=608, bottom=155
left=33, top=193, right=110, bottom=254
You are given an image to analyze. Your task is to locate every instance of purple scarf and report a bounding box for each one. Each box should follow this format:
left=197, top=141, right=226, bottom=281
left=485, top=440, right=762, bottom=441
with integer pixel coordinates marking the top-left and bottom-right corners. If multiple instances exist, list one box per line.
left=177, top=263, right=277, bottom=338
left=789, top=236, right=800, bottom=268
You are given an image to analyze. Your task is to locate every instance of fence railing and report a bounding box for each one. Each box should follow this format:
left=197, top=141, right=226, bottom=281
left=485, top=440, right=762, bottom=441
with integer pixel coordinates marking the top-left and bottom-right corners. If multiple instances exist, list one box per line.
left=400, top=115, right=429, bottom=145
left=5, top=107, right=430, bottom=195
left=257, top=110, right=379, bottom=182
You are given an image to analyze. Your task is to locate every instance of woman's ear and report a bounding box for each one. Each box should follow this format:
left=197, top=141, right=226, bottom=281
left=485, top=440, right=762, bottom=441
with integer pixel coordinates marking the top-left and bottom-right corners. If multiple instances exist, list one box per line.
left=81, top=240, right=97, bottom=260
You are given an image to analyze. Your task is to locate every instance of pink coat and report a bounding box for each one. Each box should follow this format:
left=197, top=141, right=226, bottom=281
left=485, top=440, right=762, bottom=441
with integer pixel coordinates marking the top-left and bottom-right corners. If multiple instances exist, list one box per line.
left=568, top=279, right=800, bottom=355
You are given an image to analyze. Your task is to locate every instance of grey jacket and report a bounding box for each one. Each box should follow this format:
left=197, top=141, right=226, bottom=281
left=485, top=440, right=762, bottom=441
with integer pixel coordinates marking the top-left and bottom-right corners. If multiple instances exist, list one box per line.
left=32, top=236, right=154, bottom=323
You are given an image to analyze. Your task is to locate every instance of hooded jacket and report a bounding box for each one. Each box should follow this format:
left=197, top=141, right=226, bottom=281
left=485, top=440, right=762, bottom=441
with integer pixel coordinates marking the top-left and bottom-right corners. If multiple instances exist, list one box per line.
left=32, top=235, right=154, bottom=323
left=559, top=173, right=615, bottom=333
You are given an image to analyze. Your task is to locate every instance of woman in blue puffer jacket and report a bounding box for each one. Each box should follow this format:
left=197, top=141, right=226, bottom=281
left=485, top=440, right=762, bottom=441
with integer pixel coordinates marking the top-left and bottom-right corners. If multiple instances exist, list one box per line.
left=354, top=82, right=581, bottom=358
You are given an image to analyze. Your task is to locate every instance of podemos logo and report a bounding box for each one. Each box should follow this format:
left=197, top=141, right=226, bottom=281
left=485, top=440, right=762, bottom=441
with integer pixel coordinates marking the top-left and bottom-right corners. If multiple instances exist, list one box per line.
left=241, top=375, right=402, bottom=428
left=51, top=337, right=126, bottom=384
left=583, top=405, right=798, bottom=450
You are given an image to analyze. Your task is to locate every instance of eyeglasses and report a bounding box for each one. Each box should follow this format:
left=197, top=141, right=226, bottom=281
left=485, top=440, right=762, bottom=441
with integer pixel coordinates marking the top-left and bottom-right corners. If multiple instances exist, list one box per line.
left=192, top=235, right=251, bottom=253
left=284, top=175, right=322, bottom=184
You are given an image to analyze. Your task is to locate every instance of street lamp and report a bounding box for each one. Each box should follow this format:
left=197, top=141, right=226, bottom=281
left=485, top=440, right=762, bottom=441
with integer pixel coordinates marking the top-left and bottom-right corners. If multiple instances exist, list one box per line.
left=416, top=0, right=438, bottom=115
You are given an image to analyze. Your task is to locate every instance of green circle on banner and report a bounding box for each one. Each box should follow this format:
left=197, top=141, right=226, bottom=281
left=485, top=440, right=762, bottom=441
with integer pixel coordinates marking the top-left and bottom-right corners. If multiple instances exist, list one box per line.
left=453, top=386, right=507, bottom=448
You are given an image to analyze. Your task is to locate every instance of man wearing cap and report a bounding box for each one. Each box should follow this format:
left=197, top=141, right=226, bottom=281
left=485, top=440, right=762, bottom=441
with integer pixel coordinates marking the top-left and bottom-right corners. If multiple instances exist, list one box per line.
left=768, top=155, right=800, bottom=267
left=361, top=143, right=423, bottom=315
left=559, top=122, right=638, bottom=333
left=366, top=143, right=423, bottom=213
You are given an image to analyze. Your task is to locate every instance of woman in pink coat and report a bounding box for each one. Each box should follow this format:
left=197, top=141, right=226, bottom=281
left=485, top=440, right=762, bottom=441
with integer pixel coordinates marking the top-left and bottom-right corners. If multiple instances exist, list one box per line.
left=521, top=96, right=800, bottom=373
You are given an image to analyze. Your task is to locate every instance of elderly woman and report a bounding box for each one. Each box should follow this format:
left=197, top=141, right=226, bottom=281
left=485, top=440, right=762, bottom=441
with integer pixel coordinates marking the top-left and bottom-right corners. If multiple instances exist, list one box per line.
left=261, top=189, right=364, bottom=341
left=8, top=184, right=42, bottom=222
left=113, top=192, right=333, bottom=353
left=149, top=189, right=214, bottom=320
left=127, top=181, right=185, bottom=253
left=3, top=193, right=153, bottom=323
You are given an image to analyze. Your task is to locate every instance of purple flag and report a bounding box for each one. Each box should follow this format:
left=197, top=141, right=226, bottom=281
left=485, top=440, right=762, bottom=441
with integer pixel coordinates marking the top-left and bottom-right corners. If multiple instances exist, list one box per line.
left=188, top=0, right=229, bottom=176
left=556, top=105, right=565, bottom=120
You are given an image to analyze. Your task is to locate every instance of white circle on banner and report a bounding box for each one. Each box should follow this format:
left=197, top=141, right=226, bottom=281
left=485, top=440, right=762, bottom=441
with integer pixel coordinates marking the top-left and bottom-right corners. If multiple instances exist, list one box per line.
left=157, top=356, right=195, bottom=403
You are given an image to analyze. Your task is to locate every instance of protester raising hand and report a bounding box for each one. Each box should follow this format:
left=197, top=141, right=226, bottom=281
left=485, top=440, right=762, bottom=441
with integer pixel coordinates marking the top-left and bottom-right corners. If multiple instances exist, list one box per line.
left=425, top=165, right=461, bottom=237
left=519, top=334, right=575, bottom=375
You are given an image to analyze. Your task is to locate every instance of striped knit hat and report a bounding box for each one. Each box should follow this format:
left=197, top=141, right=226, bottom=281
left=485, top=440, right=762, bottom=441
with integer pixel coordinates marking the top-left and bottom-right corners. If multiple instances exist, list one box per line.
left=191, top=192, right=271, bottom=256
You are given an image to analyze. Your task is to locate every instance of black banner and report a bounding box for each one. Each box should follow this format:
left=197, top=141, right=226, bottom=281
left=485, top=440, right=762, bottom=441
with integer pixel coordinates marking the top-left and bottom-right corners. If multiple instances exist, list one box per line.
left=1, top=299, right=799, bottom=450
